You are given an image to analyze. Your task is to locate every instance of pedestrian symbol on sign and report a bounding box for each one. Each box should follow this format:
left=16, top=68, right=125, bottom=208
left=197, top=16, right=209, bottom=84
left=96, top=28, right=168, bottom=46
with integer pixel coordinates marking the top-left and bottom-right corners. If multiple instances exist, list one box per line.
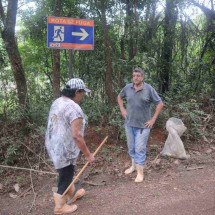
left=53, top=26, right=64, bottom=42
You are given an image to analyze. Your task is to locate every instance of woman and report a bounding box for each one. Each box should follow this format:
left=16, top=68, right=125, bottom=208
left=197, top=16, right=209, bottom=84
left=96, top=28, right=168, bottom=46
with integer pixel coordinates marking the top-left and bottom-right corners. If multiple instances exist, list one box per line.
left=45, top=78, right=95, bottom=214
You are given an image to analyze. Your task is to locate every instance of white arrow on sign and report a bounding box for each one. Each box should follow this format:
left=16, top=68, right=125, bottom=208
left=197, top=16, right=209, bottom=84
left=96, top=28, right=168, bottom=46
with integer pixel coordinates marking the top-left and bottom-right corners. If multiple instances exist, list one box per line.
left=72, top=28, right=89, bottom=41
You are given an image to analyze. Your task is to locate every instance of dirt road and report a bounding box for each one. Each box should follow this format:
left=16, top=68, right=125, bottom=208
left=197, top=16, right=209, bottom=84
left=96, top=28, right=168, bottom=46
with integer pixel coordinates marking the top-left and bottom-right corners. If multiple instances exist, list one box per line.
left=1, top=162, right=215, bottom=215
left=76, top=165, right=215, bottom=215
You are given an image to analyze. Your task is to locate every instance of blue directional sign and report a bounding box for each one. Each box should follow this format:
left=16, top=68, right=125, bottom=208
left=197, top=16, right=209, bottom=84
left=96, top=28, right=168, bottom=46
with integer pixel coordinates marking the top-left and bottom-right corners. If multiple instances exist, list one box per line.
left=47, top=16, right=94, bottom=50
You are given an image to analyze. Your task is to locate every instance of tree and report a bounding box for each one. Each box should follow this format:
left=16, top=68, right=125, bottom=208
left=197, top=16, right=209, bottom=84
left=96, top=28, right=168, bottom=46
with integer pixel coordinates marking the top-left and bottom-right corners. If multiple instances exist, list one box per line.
left=88, top=0, right=116, bottom=107
left=0, top=0, right=29, bottom=113
left=191, top=0, right=215, bottom=98
left=52, top=0, right=62, bottom=99
left=159, top=0, right=178, bottom=93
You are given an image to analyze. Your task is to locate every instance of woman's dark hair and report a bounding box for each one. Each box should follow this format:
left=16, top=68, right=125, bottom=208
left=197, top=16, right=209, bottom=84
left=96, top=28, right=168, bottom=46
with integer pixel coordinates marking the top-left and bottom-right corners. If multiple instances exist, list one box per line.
left=61, top=85, right=85, bottom=98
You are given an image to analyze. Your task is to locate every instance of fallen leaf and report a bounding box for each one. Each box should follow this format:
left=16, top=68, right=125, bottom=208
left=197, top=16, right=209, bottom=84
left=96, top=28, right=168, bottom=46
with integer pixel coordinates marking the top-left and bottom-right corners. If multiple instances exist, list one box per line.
left=9, top=193, right=18, bottom=199
left=13, top=183, right=20, bottom=193
left=0, top=183, right=3, bottom=190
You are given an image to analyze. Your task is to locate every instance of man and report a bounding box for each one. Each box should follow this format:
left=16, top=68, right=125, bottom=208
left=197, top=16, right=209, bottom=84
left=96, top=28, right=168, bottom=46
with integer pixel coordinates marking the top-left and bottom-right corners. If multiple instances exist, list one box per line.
left=117, top=68, right=164, bottom=183
left=45, top=78, right=95, bottom=214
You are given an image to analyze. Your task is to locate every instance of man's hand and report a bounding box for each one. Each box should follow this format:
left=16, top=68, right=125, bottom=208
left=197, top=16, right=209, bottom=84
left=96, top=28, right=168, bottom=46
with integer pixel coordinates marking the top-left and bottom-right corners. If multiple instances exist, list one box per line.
left=117, top=95, right=127, bottom=119
left=145, top=102, right=164, bottom=128
left=121, top=109, right=127, bottom=119
left=144, top=118, right=156, bottom=128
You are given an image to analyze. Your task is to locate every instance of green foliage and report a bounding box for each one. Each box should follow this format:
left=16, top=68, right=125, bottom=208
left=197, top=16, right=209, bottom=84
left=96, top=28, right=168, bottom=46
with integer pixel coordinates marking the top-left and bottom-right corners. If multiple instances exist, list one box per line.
left=108, top=106, right=126, bottom=141
left=0, top=0, right=215, bottom=168
left=0, top=136, right=22, bottom=165
left=5, top=144, right=20, bottom=164
left=100, top=147, right=113, bottom=162
left=0, top=119, right=47, bottom=166
left=82, top=96, right=110, bottom=124
left=100, top=144, right=123, bottom=162
left=163, top=92, right=208, bottom=139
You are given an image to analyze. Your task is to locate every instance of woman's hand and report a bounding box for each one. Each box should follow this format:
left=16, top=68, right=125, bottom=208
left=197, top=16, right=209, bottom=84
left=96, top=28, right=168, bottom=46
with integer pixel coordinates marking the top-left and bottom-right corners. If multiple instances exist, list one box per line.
left=86, top=153, right=95, bottom=163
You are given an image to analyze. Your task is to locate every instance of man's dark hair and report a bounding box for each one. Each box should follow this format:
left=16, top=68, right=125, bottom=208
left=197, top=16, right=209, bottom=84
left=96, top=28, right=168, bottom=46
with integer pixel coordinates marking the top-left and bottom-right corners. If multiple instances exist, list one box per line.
left=133, top=67, right=144, bottom=76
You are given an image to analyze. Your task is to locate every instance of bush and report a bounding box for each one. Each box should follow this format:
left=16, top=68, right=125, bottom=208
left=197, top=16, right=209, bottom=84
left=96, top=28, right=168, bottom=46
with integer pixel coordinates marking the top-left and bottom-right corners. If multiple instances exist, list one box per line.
left=163, top=93, right=208, bottom=140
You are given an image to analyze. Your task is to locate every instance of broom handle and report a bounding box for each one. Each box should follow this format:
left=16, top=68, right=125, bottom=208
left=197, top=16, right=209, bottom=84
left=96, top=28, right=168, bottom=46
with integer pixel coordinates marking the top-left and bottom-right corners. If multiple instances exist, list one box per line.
left=62, top=136, right=108, bottom=198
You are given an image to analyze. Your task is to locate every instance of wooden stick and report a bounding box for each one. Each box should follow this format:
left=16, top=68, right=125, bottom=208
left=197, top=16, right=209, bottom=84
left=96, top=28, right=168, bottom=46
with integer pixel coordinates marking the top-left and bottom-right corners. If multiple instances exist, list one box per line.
left=62, top=136, right=108, bottom=198
left=186, top=166, right=204, bottom=171
left=84, top=181, right=106, bottom=186
left=0, top=165, right=57, bottom=175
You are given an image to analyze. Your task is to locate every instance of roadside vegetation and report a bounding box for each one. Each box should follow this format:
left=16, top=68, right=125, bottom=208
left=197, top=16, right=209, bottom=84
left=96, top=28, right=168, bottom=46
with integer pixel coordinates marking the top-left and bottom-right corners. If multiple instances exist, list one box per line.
left=0, top=0, right=214, bottom=190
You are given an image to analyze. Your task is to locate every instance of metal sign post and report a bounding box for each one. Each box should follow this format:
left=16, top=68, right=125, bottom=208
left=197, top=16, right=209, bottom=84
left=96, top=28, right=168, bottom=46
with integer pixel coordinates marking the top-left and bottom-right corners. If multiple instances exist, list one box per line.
left=69, top=50, right=73, bottom=79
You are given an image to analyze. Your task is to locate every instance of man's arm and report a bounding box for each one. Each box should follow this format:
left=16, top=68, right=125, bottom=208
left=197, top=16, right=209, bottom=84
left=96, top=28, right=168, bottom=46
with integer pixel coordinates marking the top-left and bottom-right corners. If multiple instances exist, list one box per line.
left=117, top=95, right=127, bottom=119
left=144, top=102, right=164, bottom=128
left=71, top=118, right=95, bottom=163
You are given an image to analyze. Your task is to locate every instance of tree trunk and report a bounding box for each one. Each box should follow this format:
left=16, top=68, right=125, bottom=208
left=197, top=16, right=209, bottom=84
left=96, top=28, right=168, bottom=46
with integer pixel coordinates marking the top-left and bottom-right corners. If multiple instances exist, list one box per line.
left=159, top=0, right=178, bottom=93
left=120, top=36, right=126, bottom=60
left=133, top=0, right=140, bottom=56
left=52, top=0, right=62, bottom=99
left=0, top=0, right=29, bottom=113
left=100, top=4, right=116, bottom=107
left=125, top=0, right=135, bottom=61
left=142, top=2, right=157, bottom=53
left=192, top=1, right=215, bottom=97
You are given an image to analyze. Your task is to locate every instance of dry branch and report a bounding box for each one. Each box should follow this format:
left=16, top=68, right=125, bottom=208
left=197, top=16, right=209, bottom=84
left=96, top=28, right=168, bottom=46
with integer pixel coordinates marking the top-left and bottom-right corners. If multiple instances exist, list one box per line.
left=146, top=154, right=160, bottom=170
left=18, top=187, right=32, bottom=198
left=21, top=142, right=55, bottom=173
left=0, top=165, right=57, bottom=175
left=84, top=181, right=106, bottom=186
left=26, top=156, right=37, bottom=213
left=186, top=166, right=204, bottom=171
left=28, top=170, right=37, bottom=212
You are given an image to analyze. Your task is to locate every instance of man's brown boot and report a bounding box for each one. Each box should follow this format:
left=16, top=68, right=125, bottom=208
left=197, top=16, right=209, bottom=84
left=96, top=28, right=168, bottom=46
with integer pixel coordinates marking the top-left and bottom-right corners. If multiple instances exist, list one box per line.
left=124, top=159, right=136, bottom=174
left=134, top=164, right=144, bottom=183
left=53, top=192, right=77, bottom=214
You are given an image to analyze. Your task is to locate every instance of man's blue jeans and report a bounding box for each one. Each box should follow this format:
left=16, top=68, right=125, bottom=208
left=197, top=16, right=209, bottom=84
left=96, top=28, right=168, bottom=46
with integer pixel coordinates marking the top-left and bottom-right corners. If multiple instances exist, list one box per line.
left=125, top=123, right=150, bottom=166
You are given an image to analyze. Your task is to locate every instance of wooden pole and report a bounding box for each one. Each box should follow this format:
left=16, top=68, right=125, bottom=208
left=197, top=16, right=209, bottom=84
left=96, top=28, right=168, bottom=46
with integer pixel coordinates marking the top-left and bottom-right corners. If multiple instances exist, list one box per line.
left=62, top=136, right=108, bottom=198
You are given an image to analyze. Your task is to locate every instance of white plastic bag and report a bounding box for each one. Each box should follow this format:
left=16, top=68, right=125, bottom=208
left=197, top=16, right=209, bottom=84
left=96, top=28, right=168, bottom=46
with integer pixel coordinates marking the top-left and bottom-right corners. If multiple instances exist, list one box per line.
left=161, top=117, right=189, bottom=159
